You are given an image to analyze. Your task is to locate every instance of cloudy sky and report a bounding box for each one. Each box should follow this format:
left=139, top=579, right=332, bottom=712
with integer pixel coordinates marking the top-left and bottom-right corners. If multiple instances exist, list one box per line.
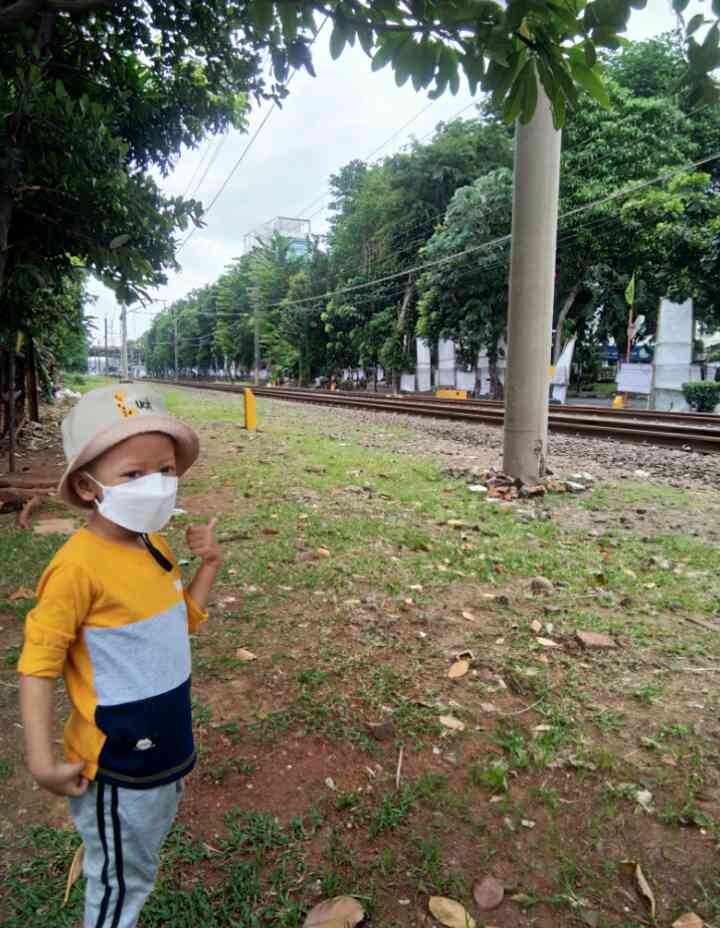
left=95, top=1, right=704, bottom=346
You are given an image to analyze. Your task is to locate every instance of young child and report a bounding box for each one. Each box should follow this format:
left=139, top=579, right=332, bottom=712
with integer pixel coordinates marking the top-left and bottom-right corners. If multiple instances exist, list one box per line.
left=17, top=383, right=221, bottom=928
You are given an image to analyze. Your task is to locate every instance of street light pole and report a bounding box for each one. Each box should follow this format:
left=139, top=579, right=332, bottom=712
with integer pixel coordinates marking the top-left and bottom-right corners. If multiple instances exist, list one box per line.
left=502, top=85, right=562, bottom=484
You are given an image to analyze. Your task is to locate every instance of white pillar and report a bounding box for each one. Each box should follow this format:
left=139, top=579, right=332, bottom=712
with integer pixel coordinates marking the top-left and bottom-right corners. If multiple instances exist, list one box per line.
left=502, top=85, right=562, bottom=483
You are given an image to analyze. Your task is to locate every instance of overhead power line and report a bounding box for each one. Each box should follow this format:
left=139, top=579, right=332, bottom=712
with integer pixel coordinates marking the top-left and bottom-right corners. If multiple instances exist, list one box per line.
left=177, top=17, right=330, bottom=255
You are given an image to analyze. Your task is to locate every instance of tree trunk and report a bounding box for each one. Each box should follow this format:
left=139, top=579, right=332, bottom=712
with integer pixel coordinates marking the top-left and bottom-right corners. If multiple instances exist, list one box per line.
left=8, top=345, right=16, bottom=473
left=553, top=281, right=581, bottom=364
left=26, top=336, right=40, bottom=421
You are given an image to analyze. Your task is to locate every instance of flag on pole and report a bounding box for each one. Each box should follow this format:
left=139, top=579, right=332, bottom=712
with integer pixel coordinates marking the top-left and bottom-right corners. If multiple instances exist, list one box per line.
left=625, top=272, right=636, bottom=307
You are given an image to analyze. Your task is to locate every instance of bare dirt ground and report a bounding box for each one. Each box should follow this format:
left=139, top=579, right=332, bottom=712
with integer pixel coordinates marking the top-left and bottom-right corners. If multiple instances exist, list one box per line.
left=1, top=386, right=719, bottom=927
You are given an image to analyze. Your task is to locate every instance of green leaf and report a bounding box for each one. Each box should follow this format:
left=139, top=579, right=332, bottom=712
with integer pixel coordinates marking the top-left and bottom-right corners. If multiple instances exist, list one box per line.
left=569, top=58, right=610, bottom=108
left=714, top=0, right=720, bottom=17
left=329, top=23, right=347, bottom=60
left=416, top=40, right=438, bottom=87
left=110, top=234, right=131, bottom=249
left=437, top=45, right=458, bottom=88
left=672, top=0, right=690, bottom=11
left=249, top=0, right=274, bottom=34
left=55, top=79, right=67, bottom=100
left=503, top=59, right=530, bottom=123
left=584, top=40, right=597, bottom=67
left=687, top=13, right=705, bottom=36
left=356, top=24, right=373, bottom=55
left=371, top=42, right=394, bottom=72
left=506, top=0, right=532, bottom=32
left=278, top=3, right=297, bottom=42
left=518, top=61, right=538, bottom=124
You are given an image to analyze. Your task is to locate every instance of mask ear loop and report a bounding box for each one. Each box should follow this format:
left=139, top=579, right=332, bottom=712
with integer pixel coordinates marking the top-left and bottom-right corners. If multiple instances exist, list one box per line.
left=140, top=534, right=173, bottom=572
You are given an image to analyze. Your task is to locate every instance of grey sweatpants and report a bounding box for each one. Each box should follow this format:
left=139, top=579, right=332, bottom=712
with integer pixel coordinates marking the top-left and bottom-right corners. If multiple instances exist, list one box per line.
left=69, top=779, right=182, bottom=928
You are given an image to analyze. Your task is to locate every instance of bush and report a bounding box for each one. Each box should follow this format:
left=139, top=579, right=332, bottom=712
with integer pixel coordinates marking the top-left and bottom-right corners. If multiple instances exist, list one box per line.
left=682, top=381, right=720, bottom=412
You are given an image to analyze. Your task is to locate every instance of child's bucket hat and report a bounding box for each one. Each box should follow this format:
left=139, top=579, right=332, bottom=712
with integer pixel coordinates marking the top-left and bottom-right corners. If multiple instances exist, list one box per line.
left=58, top=384, right=199, bottom=509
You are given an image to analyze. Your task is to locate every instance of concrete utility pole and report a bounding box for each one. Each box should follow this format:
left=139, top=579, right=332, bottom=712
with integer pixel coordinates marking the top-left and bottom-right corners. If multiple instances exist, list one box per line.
left=120, top=306, right=129, bottom=381
left=502, top=85, right=562, bottom=484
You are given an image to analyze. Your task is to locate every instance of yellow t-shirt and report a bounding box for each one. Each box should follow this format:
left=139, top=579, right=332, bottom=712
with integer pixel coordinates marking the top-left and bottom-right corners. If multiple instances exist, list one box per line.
left=18, top=528, right=207, bottom=788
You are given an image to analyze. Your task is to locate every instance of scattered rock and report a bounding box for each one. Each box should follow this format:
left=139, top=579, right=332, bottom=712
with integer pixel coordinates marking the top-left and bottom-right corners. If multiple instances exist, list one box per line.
left=366, top=721, right=396, bottom=742
left=531, top=576, right=554, bottom=595
left=303, top=895, right=364, bottom=928
left=565, top=481, right=586, bottom=493
left=439, top=715, right=465, bottom=732
left=473, top=876, right=504, bottom=911
left=576, top=631, right=616, bottom=649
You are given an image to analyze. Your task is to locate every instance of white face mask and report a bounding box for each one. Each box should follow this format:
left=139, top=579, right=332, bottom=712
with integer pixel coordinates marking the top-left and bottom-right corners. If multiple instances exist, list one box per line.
left=85, top=472, right=178, bottom=534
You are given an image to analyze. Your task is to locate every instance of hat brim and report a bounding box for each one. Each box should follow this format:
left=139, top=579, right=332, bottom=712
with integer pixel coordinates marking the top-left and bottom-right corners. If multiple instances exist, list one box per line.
left=58, top=415, right=200, bottom=510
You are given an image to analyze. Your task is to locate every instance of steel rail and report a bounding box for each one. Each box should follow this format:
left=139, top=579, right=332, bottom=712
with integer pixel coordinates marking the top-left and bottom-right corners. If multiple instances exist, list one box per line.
left=149, top=380, right=720, bottom=453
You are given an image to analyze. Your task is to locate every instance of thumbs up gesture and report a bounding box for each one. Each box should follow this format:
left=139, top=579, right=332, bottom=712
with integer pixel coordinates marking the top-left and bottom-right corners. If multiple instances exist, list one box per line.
left=186, top=517, right=221, bottom=566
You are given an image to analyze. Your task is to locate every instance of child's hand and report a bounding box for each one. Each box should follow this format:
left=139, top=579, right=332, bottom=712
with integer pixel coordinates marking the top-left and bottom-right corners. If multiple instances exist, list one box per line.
left=186, top=517, right=221, bottom=567
left=34, top=759, right=89, bottom=797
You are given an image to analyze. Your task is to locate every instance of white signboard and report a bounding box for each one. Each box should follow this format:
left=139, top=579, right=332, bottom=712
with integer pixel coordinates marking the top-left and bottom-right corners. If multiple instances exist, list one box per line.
left=551, top=337, right=576, bottom=386
left=400, top=373, right=416, bottom=393
left=456, top=370, right=476, bottom=391
left=416, top=338, right=432, bottom=391
left=438, top=339, right=456, bottom=387
left=617, top=363, right=653, bottom=395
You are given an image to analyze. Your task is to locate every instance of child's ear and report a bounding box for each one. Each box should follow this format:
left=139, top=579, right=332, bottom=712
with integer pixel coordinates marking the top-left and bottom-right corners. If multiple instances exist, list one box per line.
left=71, top=472, right=100, bottom=504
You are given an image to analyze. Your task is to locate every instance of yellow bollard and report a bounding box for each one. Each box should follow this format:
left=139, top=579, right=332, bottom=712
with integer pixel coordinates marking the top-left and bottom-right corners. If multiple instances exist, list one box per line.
left=612, top=394, right=625, bottom=409
left=244, top=387, right=257, bottom=430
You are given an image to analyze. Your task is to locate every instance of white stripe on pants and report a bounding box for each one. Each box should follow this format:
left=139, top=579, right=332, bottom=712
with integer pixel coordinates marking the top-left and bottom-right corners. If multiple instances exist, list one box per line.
left=69, top=779, right=182, bottom=928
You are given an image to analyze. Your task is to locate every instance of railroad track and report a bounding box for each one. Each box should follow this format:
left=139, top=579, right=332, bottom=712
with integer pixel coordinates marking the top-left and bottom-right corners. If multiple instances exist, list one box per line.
left=150, top=380, right=720, bottom=453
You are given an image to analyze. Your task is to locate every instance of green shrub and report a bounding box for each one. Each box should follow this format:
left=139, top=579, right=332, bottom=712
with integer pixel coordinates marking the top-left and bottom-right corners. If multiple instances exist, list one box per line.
left=63, top=371, right=87, bottom=387
left=682, top=381, right=720, bottom=412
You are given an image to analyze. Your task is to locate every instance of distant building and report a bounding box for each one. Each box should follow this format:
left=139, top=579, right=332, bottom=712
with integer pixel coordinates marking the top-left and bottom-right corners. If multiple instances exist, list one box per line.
left=243, top=216, right=311, bottom=258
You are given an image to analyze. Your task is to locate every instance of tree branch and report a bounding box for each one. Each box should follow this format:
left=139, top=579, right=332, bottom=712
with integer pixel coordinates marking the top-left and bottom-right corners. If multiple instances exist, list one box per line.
left=0, top=0, right=43, bottom=33
left=0, top=0, right=118, bottom=32
left=47, top=0, right=121, bottom=13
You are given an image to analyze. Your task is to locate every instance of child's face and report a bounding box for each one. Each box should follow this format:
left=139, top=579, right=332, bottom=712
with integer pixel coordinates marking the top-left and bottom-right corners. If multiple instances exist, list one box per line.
left=72, top=432, right=177, bottom=503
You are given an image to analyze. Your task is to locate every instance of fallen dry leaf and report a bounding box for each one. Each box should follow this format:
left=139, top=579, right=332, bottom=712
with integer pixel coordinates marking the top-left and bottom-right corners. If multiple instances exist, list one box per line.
left=317, top=547, right=331, bottom=557
left=439, top=715, right=465, bottom=732
left=262, top=526, right=279, bottom=535
left=473, top=876, right=504, bottom=911
left=672, top=914, right=703, bottom=928
left=624, top=861, right=655, bottom=918
left=461, top=610, right=477, bottom=621
left=33, top=518, right=76, bottom=536
left=62, top=842, right=84, bottom=907
left=303, top=895, right=365, bottom=928
left=429, top=896, right=476, bottom=928
left=530, top=619, right=542, bottom=633
left=235, top=648, right=257, bottom=662
left=536, top=637, right=560, bottom=648
left=448, top=659, right=470, bottom=680
left=8, top=586, right=35, bottom=602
